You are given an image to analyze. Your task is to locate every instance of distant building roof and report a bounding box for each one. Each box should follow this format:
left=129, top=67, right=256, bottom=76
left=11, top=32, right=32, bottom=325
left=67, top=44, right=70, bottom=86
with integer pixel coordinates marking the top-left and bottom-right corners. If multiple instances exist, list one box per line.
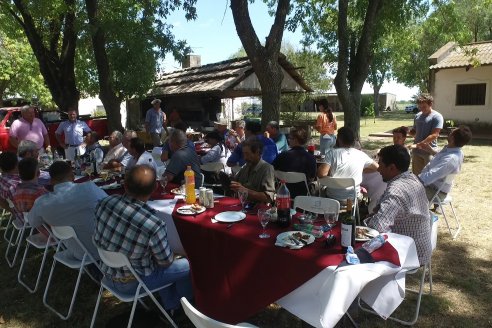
left=429, top=41, right=492, bottom=70
left=149, top=54, right=313, bottom=98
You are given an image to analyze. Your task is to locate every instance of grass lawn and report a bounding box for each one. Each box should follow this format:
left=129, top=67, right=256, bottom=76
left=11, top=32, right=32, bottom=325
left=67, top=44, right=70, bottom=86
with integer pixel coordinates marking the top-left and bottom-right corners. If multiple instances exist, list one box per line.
left=1, top=111, right=491, bottom=327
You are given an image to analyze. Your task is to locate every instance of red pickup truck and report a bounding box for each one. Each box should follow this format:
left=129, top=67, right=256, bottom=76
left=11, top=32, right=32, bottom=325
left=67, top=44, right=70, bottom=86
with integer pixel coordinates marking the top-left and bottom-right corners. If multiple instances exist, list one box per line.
left=0, top=107, right=108, bottom=152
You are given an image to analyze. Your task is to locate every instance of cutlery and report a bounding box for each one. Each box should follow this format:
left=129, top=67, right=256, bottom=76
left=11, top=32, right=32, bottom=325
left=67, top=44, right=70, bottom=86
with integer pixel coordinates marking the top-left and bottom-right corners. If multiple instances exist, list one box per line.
left=289, top=236, right=301, bottom=246
left=295, top=235, right=308, bottom=245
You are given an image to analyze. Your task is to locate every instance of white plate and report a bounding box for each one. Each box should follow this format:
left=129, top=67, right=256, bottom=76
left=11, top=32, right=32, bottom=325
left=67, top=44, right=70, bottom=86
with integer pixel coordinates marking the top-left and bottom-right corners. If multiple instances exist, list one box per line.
left=355, top=226, right=379, bottom=242
left=276, top=231, right=315, bottom=249
left=214, top=211, right=246, bottom=223
left=92, top=178, right=105, bottom=183
left=100, top=183, right=121, bottom=190
left=176, top=205, right=206, bottom=215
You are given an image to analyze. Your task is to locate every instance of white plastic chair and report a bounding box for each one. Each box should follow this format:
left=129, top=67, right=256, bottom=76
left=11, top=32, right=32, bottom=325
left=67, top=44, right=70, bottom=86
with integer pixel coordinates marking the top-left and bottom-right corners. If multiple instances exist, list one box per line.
left=293, top=196, right=340, bottom=216
left=317, top=176, right=360, bottom=224
left=274, top=170, right=311, bottom=196
left=359, top=212, right=437, bottom=325
left=4, top=200, right=30, bottom=268
left=180, top=297, right=258, bottom=328
left=90, top=248, right=177, bottom=328
left=43, top=225, right=100, bottom=320
left=429, top=173, right=461, bottom=239
left=17, top=223, right=58, bottom=293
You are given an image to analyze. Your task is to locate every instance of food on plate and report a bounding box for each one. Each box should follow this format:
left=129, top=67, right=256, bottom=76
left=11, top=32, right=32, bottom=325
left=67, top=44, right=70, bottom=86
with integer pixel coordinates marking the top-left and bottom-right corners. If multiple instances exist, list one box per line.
left=190, top=203, right=204, bottom=211
left=356, top=227, right=367, bottom=239
left=292, top=232, right=310, bottom=240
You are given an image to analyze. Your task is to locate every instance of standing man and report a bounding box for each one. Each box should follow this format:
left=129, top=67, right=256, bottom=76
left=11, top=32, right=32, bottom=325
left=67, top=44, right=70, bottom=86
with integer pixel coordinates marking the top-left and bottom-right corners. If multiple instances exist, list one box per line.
left=94, top=165, right=193, bottom=316
left=409, top=93, right=444, bottom=175
left=55, top=108, right=91, bottom=160
left=9, top=105, right=51, bottom=153
left=365, top=145, right=431, bottom=266
left=145, top=98, right=166, bottom=147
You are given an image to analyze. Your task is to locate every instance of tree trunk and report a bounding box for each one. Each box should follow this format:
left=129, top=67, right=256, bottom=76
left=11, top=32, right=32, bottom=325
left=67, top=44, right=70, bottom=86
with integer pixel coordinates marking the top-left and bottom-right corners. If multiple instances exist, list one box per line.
left=230, top=0, right=290, bottom=130
left=85, top=0, right=124, bottom=133
left=373, top=85, right=381, bottom=117
left=12, top=0, right=80, bottom=112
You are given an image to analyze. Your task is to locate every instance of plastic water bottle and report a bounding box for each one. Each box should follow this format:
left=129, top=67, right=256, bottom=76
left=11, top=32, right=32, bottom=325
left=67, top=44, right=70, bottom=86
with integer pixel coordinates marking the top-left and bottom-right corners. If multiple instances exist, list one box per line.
left=184, top=165, right=196, bottom=204
left=276, top=180, right=291, bottom=228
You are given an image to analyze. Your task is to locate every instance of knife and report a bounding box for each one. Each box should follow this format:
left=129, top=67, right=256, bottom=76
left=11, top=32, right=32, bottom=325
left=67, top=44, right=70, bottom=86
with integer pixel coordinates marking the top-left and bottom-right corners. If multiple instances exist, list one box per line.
left=289, top=236, right=301, bottom=246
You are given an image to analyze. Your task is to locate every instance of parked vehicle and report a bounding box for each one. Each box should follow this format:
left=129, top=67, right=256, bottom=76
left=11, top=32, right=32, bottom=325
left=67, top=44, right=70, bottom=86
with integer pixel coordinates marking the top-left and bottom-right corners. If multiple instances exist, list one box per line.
left=405, top=104, right=418, bottom=114
left=0, top=107, right=108, bottom=152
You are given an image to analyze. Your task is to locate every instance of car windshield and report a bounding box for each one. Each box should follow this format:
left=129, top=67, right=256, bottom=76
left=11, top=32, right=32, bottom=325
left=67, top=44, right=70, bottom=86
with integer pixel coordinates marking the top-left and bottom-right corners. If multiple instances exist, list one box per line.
left=0, top=110, right=8, bottom=122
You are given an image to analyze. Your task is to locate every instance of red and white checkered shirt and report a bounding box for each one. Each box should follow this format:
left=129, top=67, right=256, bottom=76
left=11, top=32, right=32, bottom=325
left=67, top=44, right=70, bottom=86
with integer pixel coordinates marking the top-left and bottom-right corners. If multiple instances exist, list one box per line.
left=13, top=181, right=48, bottom=213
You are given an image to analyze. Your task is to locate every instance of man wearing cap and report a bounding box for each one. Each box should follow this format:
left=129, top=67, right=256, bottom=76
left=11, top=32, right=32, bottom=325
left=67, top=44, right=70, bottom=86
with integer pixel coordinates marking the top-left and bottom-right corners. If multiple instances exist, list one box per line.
left=145, top=99, right=167, bottom=147
left=55, top=108, right=92, bottom=160
left=214, top=119, right=229, bottom=138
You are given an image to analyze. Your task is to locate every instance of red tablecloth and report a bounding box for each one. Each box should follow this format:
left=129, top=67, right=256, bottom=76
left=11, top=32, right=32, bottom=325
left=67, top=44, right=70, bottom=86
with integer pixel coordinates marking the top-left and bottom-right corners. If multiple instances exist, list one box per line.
left=172, top=198, right=400, bottom=323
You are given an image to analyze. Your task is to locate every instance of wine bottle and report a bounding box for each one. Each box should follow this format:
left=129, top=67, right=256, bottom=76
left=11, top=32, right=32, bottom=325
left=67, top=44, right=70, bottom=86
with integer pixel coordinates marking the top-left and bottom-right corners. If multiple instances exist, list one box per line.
left=340, top=198, right=355, bottom=252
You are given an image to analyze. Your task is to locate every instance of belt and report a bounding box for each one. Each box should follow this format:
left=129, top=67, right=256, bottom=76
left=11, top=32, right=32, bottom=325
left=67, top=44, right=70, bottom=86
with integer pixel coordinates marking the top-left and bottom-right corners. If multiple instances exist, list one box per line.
left=108, top=275, right=136, bottom=283
left=67, top=144, right=80, bottom=147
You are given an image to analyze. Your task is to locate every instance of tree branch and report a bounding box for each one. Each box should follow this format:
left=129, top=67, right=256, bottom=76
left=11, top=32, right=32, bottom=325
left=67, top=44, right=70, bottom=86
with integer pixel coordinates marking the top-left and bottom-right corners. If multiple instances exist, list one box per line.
left=265, top=0, right=290, bottom=55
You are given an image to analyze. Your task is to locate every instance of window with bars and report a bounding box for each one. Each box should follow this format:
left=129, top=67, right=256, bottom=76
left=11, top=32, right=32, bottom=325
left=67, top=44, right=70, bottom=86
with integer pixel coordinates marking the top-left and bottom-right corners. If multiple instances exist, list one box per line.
left=455, top=83, right=486, bottom=106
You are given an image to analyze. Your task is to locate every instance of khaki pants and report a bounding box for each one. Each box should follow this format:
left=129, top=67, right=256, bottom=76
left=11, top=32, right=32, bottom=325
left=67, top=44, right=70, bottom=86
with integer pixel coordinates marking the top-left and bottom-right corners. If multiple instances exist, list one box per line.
left=412, top=152, right=433, bottom=175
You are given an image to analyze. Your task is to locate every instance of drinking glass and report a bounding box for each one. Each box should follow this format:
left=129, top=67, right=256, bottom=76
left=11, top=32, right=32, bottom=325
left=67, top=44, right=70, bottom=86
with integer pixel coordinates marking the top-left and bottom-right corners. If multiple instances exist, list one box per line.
left=237, top=189, right=248, bottom=213
left=158, top=175, right=168, bottom=195
left=257, top=208, right=271, bottom=238
left=324, top=211, right=337, bottom=235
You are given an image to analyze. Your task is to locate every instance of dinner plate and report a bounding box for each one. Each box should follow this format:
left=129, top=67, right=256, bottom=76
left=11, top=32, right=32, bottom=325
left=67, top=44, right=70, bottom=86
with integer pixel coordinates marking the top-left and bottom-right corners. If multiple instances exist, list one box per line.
left=355, top=226, right=379, bottom=242
left=100, top=183, right=121, bottom=190
left=92, top=178, right=105, bottom=183
left=176, top=205, right=206, bottom=215
left=214, top=211, right=246, bottom=223
left=276, top=231, right=315, bottom=248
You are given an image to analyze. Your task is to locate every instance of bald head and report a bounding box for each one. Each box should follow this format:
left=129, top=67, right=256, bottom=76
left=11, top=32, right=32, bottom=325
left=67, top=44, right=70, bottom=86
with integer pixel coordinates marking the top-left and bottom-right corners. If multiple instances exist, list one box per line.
left=125, top=164, right=156, bottom=198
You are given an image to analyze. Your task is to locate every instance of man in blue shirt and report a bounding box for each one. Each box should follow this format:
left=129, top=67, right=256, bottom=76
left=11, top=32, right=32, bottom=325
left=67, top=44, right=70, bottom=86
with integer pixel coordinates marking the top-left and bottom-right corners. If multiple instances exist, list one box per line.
left=418, top=125, right=472, bottom=201
left=227, top=121, right=278, bottom=167
left=409, top=93, right=444, bottom=175
left=265, top=121, right=288, bottom=153
left=55, top=108, right=91, bottom=161
left=145, top=99, right=167, bottom=147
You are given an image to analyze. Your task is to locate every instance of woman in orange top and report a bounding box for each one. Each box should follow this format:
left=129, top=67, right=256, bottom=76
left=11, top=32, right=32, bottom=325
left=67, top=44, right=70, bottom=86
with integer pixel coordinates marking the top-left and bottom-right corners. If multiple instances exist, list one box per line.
left=315, top=99, right=337, bottom=155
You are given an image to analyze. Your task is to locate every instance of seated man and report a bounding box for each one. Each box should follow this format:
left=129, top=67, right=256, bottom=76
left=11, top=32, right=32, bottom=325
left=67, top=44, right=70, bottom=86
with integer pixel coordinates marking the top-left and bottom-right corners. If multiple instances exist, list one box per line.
left=418, top=125, right=472, bottom=201
left=365, top=145, right=431, bottom=265
left=17, top=140, right=50, bottom=185
left=0, top=152, right=22, bottom=218
left=272, top=127, right=316, bottom=198
left=230, top=137, right=275, bottom=204
left=13, top=158, right=47, bottom=213
left=227, top=120, right=278, bottom=167
left=392, top=126, right=409, bottom=146
left=94, top=164, right=193, bottom=315
left=265, top=121, right=288, bottom=153
left=164, top=129, right=202, bottom=187
left=28, top=161, right=107, bottom=260
left=102, top=131, right=127, bottom=165
left=160, top=121, right=194, bottom=162
left=225, top=120, right=245, bottom=151
left=105, top=130, right=137, bottom=171
left=81, top=131, right=104, bottom=164
left=126, top=137, right=157, bottom=172
left=317, top=126, right=378, bottom=201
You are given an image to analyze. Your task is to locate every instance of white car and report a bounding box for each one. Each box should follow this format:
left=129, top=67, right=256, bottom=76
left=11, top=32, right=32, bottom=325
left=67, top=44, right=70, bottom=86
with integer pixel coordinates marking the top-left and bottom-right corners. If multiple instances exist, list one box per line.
left=405, top=104, right=418, bottom=114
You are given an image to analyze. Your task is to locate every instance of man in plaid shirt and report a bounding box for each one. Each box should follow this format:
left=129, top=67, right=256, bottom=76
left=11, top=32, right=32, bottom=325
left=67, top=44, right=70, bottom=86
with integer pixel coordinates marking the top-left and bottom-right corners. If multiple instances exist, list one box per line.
left=13, top=158, right=47, bottom=213
left=365, top=145, right=432, bottom=266
left=0, top=152, right=22, bottom=219
left=94, top=164, right=192, bottom=314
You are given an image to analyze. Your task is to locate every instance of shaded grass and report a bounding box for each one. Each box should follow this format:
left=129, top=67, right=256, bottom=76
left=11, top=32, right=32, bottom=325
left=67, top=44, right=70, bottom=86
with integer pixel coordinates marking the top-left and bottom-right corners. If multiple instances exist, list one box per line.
left=1, top=111, right=491, bottom=327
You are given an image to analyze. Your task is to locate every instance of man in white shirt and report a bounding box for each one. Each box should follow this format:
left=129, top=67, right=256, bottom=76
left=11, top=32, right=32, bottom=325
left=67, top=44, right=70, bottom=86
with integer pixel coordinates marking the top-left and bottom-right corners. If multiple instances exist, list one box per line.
left=126, top=137, right=157, bottom=172
left=418, top=125, right=472, bottom=201
left=317, top=126, right=378, bottom=201
left=28, top=161, right=108, bottom=260
left=103, top=131, right=126, bottom=165
left=55, top=108, right=91, bottom=160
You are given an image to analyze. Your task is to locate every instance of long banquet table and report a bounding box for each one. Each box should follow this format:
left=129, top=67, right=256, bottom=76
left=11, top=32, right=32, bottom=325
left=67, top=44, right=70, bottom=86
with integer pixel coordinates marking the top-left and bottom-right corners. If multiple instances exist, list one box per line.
left=152, top=197, right=420, bottom=327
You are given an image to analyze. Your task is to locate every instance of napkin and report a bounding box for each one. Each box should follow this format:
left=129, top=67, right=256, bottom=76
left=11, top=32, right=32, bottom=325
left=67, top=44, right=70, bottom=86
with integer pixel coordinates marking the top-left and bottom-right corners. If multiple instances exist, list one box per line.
left=275, top=237, right=304, bottom=250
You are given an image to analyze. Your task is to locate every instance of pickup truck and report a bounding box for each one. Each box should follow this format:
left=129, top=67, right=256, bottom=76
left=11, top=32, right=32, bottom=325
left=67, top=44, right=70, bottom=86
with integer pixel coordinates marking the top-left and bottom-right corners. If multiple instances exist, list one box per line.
left=0, top=107, right=108, bottom=152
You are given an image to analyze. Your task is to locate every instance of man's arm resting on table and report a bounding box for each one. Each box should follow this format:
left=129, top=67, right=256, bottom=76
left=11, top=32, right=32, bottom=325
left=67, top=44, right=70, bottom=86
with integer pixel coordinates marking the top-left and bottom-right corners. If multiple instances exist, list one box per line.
left=364, top=193, right=402, bottom=232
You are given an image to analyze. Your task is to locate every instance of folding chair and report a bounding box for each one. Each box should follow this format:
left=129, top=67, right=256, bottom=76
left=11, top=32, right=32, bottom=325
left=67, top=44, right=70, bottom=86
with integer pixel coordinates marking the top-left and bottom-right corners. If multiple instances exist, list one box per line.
left=358, top=212, right=437, bottom=326
left=180, top=297, right=258, bottom=328
left=17, top=224, right=58, bottom=293
left=90, top=248, right=177, bottom=328
left=274, top=170, right=311, bottom=196
left=43, top=225, right=100, bottom=320
left=201, top=162, right=226, bottom=190
left=429, top=173, right=461, bottom=239
left=5, top=204, right=30, bottom=268
left=317, top=176, right=360, bottom=224
left=293, top=196, right=340, bottom=216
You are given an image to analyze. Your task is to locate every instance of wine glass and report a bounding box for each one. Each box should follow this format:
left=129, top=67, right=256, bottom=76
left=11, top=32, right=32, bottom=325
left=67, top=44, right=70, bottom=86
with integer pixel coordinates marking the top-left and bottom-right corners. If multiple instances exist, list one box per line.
left=237, top=189, right=248, bottom=213
left=324, top=211, right=338, bottom=235
left=257, top=208, right=271, bottom=238
left=158, top=175, right=168, bottom=195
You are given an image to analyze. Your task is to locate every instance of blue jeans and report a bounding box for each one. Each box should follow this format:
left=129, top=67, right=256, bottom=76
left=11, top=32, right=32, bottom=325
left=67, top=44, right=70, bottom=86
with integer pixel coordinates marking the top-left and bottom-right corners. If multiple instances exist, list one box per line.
left=319, top=134, right=336, bottom=155
left=106, top=258, right=193, bottom=310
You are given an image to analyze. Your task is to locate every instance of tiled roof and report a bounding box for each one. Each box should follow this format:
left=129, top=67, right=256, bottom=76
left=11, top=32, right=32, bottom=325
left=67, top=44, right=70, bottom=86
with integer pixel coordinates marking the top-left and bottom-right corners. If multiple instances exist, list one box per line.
left=429, top=41, right=492, bottom=69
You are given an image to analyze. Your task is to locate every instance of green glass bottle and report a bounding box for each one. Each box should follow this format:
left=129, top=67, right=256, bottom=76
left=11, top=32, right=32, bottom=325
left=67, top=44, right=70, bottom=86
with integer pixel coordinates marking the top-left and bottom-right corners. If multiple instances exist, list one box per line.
left=340, top=198, right=355, bottom=252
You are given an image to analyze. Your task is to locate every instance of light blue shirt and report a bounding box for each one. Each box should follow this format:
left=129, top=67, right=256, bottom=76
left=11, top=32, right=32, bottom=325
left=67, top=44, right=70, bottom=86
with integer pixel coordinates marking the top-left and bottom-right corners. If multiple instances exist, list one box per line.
left=145, top=108, right=165, bottom=134
left=419, top=146, right=463, bottom=193
left=55, top=120, right=91, bottom=145
left=28, top=181, right=108, bottom=259
left=272, top=133, right=288, bottom=153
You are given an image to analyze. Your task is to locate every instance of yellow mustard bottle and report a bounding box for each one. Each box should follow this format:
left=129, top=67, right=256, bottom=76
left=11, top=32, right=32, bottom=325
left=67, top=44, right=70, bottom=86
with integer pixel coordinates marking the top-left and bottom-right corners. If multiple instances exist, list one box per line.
left=184, top=165, right=196, bottom=204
